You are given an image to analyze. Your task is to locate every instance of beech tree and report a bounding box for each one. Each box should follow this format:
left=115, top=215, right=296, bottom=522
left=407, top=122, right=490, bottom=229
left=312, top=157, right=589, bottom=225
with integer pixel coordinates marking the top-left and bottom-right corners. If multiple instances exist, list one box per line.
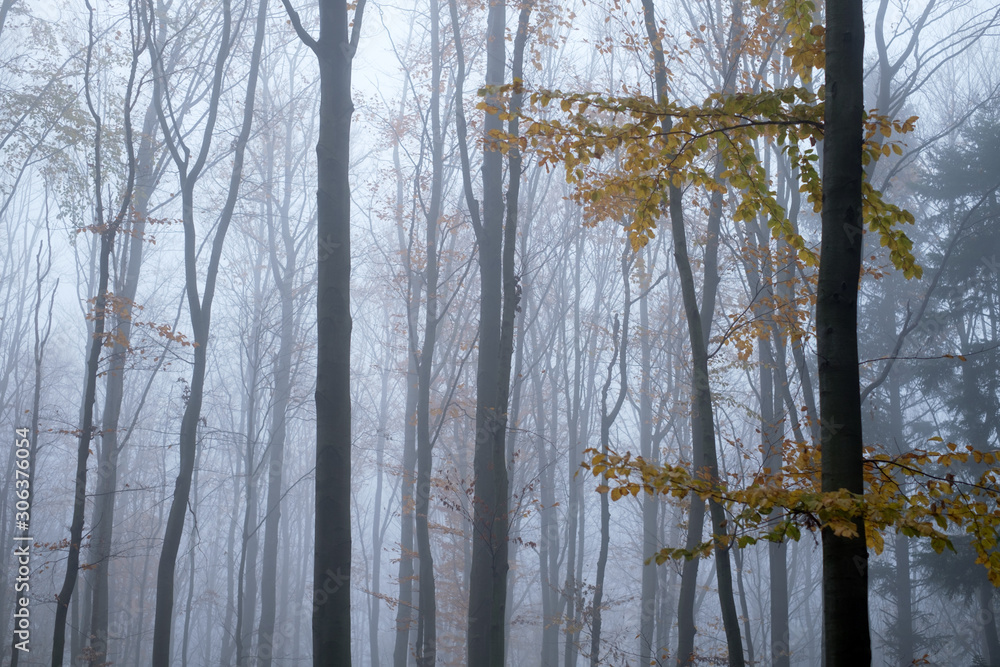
left=144, top=0, right=268, bottom=662
left=816, top=2, right=870, bottom=664
left=51, top=3, right=143, bottom=662
left=277, top=0, right=366, bottom=662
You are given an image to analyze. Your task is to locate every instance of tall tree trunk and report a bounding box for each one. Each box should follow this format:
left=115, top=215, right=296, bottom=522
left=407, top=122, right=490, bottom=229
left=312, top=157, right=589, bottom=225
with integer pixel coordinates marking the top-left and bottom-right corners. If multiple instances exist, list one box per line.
left=415, top=3, right=445, bottom=662
left=818, top=2, right=871, bottom=664
left=465, top=0, right=510, bottom=663
left=638, top=250, right=658, bottom=667
left=87, top=96, right=158, bottom=667
left=148, top=0, right=267, bottom=661
left=368, top=320, right=392, bottom=667
left=452, top=1, right=533, bottom=664
left=236, top=344, right=263, bottom=667
left=561, top=232, right=593, bottom=667
left=393, top=88, right=420, bottom=667
left=275, top=1, right=366, bottom=663
left=257, top=81, right=300, bottom=667
left=590, top=254, right=631, bottom=667
left=746, top=218, right=790, bottom=667
left=640, top=1, right=743, bottom=664
left=52, top=7, right=123, bottom=661
left=221, top=456, right=242, bottom=667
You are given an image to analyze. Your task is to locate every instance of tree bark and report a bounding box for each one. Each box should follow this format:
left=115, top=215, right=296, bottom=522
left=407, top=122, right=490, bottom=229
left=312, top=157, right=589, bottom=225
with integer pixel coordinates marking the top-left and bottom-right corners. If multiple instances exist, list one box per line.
left=818, top=2, right=871, bottom=665
left=276, top=0, right=366, bottom=663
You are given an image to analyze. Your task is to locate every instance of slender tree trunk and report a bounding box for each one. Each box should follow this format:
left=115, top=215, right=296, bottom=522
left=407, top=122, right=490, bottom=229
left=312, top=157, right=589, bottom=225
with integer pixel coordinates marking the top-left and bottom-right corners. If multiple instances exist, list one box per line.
left=52, top=8, right=120, bottom=661
left=818, top=2, right=871, bottom=664
left=393, top=94, right=420, bottom=667
left=750, top=242, right=790, bottom=667
left=181, top=463, right=200, bottom=667
left=415, top=4, right=446, bottom=661
left=87, top=97, right=158, bottom=667
left=148, top=0, right=267, bottom=661
left=732, top=542, right=756, bottom=666
left=887, top=374, right=914, bottom=667
left=641, top=1, right=743, bottom=664
left=368, top=326, right=392, bottom=667
left=221, top=467, right=241, bottom=667
left=562, top=233, right=588, bottom=667
left=638, top=253, right=658, bottom=667
left=236, top=354, right=262, bottom=667
left=590, top=255, right=631, bottom=667
left=257, top=86, right=300, bottom=667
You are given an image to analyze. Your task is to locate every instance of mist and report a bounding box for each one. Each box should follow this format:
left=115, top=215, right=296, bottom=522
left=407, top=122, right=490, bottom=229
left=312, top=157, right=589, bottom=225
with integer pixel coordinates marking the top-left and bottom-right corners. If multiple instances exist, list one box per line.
left=0, top=0, right=998, bottom=666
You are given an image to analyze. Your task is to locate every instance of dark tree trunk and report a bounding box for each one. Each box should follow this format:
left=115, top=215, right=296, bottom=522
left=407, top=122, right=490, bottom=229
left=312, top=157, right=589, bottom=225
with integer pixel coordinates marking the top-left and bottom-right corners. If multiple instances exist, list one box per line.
left=415, top=3, right=445, bottom=660
left=52, top=8, right=123, bottom=661
left=181, top=463, right=201, bottom=667
left=148, top=0, right=267, bottom=662
left=312, top=14, right=355, bottom=664
left=818, top=2, right=871, bottom=665
left=640, top=2, right=743, bottom=664
left=465, top=1, right=509, bottom=664
left=454, top=1, right=533, bottom=665
left=87, top=97, right=158, bottom=667
left=276, top=1, right=366, bottom=663
left=590, top=255, right=631, bottom=667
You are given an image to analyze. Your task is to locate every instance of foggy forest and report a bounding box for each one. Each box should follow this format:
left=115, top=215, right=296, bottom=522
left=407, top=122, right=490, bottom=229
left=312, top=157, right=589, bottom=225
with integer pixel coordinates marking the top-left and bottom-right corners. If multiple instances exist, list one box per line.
left=0, top=0, right=998, bottom=665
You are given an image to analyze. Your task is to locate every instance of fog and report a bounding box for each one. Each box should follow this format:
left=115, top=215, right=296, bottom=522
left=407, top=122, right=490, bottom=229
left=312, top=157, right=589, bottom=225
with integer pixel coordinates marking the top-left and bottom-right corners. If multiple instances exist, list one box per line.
left=0, top=0, right=998, bottom=666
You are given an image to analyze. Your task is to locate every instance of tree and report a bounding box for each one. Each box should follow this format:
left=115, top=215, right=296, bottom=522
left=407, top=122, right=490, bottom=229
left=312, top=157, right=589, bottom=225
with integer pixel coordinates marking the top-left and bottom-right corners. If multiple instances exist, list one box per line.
left=276, top=0, right=366, bottom=662
left=640, top=1, right=744, bottom=663
left=451, top=0, right=534, bottom=664
left=144, top=0, right=268, bottom=661
left=51, top=3, right=140, bottom=662
left=590, top=251, right=631, bottom=666
left=817, top=2, right=871, bottom=664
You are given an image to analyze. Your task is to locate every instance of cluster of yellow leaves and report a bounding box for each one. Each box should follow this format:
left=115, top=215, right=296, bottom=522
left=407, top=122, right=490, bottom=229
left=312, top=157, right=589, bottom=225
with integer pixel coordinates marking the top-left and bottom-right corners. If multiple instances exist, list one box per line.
left=754, top=0, right=825, bottom=81
left=477, top=0, right=923, bottom=279
left=585, top=441, right=1000, bottom=583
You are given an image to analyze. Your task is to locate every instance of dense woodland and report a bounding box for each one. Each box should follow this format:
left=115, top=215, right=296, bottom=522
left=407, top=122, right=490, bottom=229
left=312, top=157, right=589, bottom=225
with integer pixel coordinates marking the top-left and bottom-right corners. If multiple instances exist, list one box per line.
left=0, top=0, right=998, bottom=665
